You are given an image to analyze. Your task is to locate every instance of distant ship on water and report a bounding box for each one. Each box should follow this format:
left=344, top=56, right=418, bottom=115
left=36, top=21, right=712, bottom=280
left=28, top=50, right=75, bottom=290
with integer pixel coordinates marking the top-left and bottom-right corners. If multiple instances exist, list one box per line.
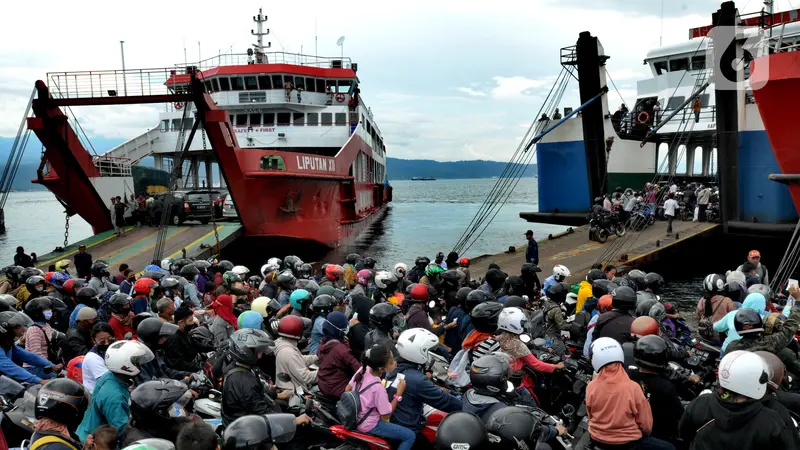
left=411, top=177, right=436, bottom=181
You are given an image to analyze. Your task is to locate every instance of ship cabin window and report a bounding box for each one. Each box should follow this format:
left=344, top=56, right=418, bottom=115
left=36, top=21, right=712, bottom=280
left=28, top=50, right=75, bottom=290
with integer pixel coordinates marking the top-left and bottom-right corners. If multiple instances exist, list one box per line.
left=316, top=79, right=325, bottom=93
left=212, top=79, right=220, bottom=91
left=293, top=113, right=305, bottom=126
left=245, top=76, right=258, bottom=90
left=321, top=112, right=333, bottom=125
left=182, top=118, right=193, bottom=129
left=294, top=76, right=305, bottom=90
left=366, top=121, right=372, bottom=135
left=160, top=120, right=169, bottom=131
left=335, top=112, right=347, bottom=126
left=235, top=115, right=248, bottom=126
left=264, top=113, right=276, bottom=126
left=307, top=113, right=319, bottom=126
left=653, top=61, right=668, bottom=75
left=172, top=119, right=181, bottom=130
left=305, top=77, right=316, bottom=92
left=325, top=80, right=336, bottom=93
left=231, top=77, right=245, bottom=91
left=258, top=75, right=271, bottom=89
left=277, top=112, right=291, bottom=125
left=669, top=58, right=689, bottom=72
left=666, top=96, right=685, bottom=110
left=699, top=94, right=711, bottom=107
left=219, top=78, right=231, bottom=91
left=271, top=75, right=283, bottom=88
left=250, top=114, right=262, bottom=126
left=691, top=55, right=706, bottom=70
left=260, top=156, right=285, bottom=171
left=229, top=115, right=234, bottom=124
left=204, top=80, right=213, bottom=92
left=250, top=92, right=266, bottom=102
left=338, top=79, right=353, bottom=93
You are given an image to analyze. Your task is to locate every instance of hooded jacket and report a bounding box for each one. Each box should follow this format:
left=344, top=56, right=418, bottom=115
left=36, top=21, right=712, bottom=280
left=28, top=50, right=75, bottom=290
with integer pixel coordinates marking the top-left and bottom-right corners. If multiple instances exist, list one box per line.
left=347, top=294, right=373, bottom=358
left=63, top=322, right=92, bottom=362
left=76, top=371, right=130, bottom=442
left=222, top=365, right=271, bottom=427
left=679, top=391, right=794, bottom=450
left=317, top=336, right=361, bottom=399
left=386, top=362, right=462, bottom=432
left=407, top=304, right=443, bottom=336
left=275, top=336, right=318, bottom=391
left=714, top=292, right=767, bottom=352
left=135, top=346, right=191, bottom=385
left=576, top=280, right=593, bottom=313
left=585, top=363, right=652, bottom=445
left=163, top=328, right=203, bottom=372
left=364, top=329, right=398, bottom=357
left=726, top=302, right=800, bottom=355
left=461, top=391, right=509, bottom=422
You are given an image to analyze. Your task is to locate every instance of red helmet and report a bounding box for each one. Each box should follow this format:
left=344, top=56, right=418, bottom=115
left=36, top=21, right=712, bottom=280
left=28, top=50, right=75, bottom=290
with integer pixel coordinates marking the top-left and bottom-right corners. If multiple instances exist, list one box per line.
left=459, top=257, right=470, bottom=267
left=325, top=264, right=344, bottom=281
left=67, top=356, right=84, bottom=384
left=410, top=284, right=430, bottom=302
left=134, top=277, right=157, bottom=295
left=63, top=279, right=76, bottom=292
left=44, top=272, right=55, bottom=283
left=631, top=316, right=660, bottom=338
left=277, top=315, right=304, bottom=339
left=598, top=294, right=613, bottom=313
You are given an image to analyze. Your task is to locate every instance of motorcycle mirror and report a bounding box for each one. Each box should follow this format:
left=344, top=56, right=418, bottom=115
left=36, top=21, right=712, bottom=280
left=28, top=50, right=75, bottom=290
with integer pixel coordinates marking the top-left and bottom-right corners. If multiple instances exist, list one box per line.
left=428, top=300, right=436, bottom=309
left=519, top=334, right=531, bottom=344
left=561, top=404, right=575, bottom=418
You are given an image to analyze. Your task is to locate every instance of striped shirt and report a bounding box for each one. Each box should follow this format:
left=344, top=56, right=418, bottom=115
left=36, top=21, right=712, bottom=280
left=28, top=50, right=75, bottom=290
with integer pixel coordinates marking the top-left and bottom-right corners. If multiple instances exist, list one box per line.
left=24, top=323, right=52, bottom=366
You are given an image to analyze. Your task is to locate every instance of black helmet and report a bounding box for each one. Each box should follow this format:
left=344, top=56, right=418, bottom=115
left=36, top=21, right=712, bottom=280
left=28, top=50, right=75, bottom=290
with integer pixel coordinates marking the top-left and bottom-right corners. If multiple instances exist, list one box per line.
left=215, top=260, right=235, bottom=273
left=137, top=318, right=178, bottom=348
left=180, top=264, right=200, bottom=278
left=76, top=287, right=98, bottom=303
left=611, top=286, right=637, bottom=311
left=486, top=406, right=545, bottom=450
left=441, top=270, right=461, bottom=289
left=435, top=412, right=487, bottom=450
left=332, top=288, right=347, bottom=304
left=703, top=274, right=725, bottom=296
left=109, top=293, right=133, bottom=314
left=369, top=302, right=400, bottom=332
left=546, top=282, right=570, bottom=303
left=520, top=263, right=541, bottom=276
left=24, top=297, right=52, bottom=322
left=143, top=270, right=165, bottom=282
left=161, top=277, right=180, bottom=290
left=466, top=289, right=494, bottom=312
left=614, top=277, right=632, bottom=289
left=130, top=379, right=188, bottom=422
left=284, top=255, right=301, bottom=269
left=633, top=335, right=669, bottom=371
left=723, top=282, right=746, bottom=304
left=277, top=270, right=296, bottom=290
left=504, top=276, right=525, bottom=296
left=592, top=279, right=615, bottom=299
left=363, top=257, right=376, bottom=269
left=90, top=261, right=110, bottom=279
left=19, top=267, right=40, bottom=284
left=193, top=260, right=211, bottom=273
left=228, top=328, right=274, bottom=366
left=0, top=311, right=31, bottom=335
left=345, top=253, right=361, bottom=265
left=485, top=269, right=507, bottom=290
left=222, top=414, right=297, bottom=450
left=295, top=279, right=319, bottom=296
left=470, top=354, right=512, bottom=396
left=644, top=273, right=665, bottom=293
left=299, top=263, right=313, bottom=279
left=586, top=269, right=606, bottom=283
left=734, top=308, right=764, bottom=335
left=311, top=294, right=334, bottom=316
left=35, top=379, right=89, bottom=430
left=190, top=326, right=215, bottom=352
left=3, top=265, right=23, bottom=282
left=504, top=296, right=526, bottom=308
left=470, top=301, right=503, bottom=333
left=635, top=297, right=658, bottom=317
left=456, top=287, right=472, bottom=307
left=25, top=275, right=45, bottom=295
left=414, top=256, right=430, bottom=268
left=627, top=269, right=647, bottom=291
left=132, top=312, right=156, bottom=332
left=248, top=275, right=263, bottom=287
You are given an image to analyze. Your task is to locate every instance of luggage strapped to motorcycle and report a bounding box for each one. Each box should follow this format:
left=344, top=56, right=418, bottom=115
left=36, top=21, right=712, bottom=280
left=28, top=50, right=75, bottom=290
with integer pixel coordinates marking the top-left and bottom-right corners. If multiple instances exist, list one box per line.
left=30, top=433, right=80, bottom=450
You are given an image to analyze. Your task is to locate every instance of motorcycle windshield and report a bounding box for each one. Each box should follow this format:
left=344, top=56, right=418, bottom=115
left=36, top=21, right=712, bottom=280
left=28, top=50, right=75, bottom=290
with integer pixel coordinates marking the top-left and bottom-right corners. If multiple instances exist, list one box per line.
left=265, top=413, right=298, bottom=443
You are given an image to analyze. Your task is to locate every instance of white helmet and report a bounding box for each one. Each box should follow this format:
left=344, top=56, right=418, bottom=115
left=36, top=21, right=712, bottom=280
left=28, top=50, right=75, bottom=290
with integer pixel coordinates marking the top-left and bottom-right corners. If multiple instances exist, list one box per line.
left=394, top=263, right=409, bottom=279
left=374, top=271, right=397, bottom=290
left=589, top=337, right=624, bottom=372
left=160, top=258, right=173, bottom=272
left=498, top=307, right=527, bottom=335
left=232, top=265, right=250, bottom=277
left=105, top=340, right=154, bottom=376
left=396, top=328, right=439, bottom=364
left=718, top=350, right=769, bottom=399
left=552, top=264, right=571, bottom=280
left=261, top=263, right=279, bottom=277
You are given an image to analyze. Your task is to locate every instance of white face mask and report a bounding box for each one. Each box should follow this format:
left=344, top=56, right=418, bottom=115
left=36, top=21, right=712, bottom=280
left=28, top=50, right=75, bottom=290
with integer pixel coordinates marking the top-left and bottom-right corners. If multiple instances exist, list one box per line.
left=43, top=310, right=53, bottom=321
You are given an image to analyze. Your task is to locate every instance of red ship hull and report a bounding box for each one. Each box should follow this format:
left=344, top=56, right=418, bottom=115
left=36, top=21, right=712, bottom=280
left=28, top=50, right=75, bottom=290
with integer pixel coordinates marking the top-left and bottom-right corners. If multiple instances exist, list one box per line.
left=750, top=52, right=800, bottom=213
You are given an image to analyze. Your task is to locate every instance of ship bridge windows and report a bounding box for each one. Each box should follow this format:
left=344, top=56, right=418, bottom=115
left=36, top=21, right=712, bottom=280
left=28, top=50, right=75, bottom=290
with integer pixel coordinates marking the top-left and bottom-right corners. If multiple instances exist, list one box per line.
left=212, top=79, right=220, bottom=91
left=653, top=61, right=668, bottom=75
left=335, top=113, right=347, bottom=126
left=316, top=79, right=325, bottom=93
left=305, top=77, right=316, bottom=92
left=294, top=76, right=305, bottom=90
left=264, top=113, right=276, bottom=126
left=231, top=77, right=245, bottom=91
left=239, top=92, right=266, bottom=103
left=277, top=112, right=291, bottom=126
left=245, top=76, right=259, bottom=90
left=691, top=55, right=706, bottom=70
left=219, top=78, right=231, bottom=91
left=307, top=113, right=319, bottom=126
left=669, top=58, right=689, bottom=72
left=204, top=80, right=213, bottom=92
left=666, top=96, right=685, bottom=110
left=293, top=113, right=305, bottom=126
left=235, top=115, right=248, bottom=126
left=258, top=75, right=271, bottom=89
left=271, top=75, right=283, bottom=88
left=250, top=113, right=262, bottom=126
left=321, top=112, right=333, bottom=126
left=260, top=156, right=285, bottom=171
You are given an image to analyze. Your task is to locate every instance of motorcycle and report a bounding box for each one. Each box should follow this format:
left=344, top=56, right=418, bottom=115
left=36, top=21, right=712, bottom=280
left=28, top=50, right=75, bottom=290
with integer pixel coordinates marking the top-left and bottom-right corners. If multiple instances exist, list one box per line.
left=588, top=211, right=625, bottom=243
left=627, top=199, right=656, bottom=231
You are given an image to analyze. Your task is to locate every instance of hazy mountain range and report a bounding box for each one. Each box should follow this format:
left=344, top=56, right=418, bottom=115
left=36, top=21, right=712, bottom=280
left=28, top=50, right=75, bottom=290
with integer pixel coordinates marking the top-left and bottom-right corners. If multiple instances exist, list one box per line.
left=0, top=136, right=534, bottom=190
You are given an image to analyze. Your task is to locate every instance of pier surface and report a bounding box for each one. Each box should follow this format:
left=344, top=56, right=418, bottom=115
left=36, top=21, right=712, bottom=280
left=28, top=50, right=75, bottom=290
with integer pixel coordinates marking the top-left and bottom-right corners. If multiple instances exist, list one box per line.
left=471, top=220, right=719, bottom=283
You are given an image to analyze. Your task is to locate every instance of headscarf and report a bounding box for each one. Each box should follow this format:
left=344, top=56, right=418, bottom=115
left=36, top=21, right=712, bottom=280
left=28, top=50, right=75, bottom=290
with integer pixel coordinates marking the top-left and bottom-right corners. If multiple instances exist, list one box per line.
left=323, top=311, right=349, bottom=340
left=495, top=332, right=531, bottom=359
left=350, top=293, right=374, bottom=324
left=211, top=294, right=238, bottom=330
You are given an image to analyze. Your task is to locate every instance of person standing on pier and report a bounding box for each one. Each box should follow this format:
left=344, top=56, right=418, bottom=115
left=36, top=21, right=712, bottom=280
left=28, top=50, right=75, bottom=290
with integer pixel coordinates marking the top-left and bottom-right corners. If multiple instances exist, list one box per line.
left=525, top=230, right=538, bottom=265
left=74, top=245, right=92, bottom=280
left=112, top=196, right=128, bottom=238
left=663, top=193, right=678, bottom=236
left=14, top=246, right=32, bottom=268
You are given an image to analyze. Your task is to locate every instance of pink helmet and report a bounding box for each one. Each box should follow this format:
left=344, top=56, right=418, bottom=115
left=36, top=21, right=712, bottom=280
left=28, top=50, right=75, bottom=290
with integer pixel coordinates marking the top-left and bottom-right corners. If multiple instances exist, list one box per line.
left=357, top=269, right=373, bottom=286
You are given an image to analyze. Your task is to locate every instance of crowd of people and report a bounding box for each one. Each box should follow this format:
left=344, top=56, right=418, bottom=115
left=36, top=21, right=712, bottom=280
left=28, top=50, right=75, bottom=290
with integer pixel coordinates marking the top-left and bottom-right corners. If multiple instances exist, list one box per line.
left=0, top=245, right=795, bottom=450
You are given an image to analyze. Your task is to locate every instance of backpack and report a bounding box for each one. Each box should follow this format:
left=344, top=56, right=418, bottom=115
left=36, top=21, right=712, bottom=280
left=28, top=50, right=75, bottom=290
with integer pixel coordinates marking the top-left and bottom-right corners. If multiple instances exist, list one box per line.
left=29, top=433, right=80, bottom=450
left=698, top=298, right=723, bottom=339
left=95, top=290, right=116, bottom=324
left=336, top=380, right=381, bottom=430
left=526, top=309, right=547, bottom=339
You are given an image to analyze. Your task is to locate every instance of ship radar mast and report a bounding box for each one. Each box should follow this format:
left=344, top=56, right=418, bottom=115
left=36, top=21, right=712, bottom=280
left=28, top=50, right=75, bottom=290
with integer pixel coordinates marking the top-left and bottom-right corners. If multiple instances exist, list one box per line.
left=251, top=8, right=271, bottom=64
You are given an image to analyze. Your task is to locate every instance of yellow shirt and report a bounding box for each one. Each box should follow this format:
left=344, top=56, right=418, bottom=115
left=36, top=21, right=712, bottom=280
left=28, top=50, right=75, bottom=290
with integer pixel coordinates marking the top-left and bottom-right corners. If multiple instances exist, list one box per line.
left=576, top=280, right=593, bottom=313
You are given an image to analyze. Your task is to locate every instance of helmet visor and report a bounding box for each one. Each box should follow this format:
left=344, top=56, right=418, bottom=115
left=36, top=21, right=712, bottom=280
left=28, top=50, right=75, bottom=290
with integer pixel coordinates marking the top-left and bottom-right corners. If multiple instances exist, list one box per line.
left=266, top=413, right=298, bottom=443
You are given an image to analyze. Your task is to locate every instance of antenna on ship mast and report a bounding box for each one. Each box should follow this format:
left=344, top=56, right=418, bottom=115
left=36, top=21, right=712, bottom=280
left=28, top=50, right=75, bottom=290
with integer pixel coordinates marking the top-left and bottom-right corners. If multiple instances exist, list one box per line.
left=251, top=8, right=271, bottom=64
left=659, top=0, right=664, bottom=46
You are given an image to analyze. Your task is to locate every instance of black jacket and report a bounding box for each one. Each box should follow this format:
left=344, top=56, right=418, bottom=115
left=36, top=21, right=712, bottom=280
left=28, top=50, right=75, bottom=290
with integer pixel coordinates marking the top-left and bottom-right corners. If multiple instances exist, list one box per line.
left=14, top=253, right=32, bottom=268
left=679, top=391, right=794, bottom=450
left=163, top=329, right=203, bottom=373
left=632, top=372, right=683, bottom=445
left=365, top=329, right=398, bottom=358
left=135, top=347, right=191, bottom=385
left=763, top=393, right=800, bottom=450
left=62, top=323, right=91, bottom=362
left=222, top=366, right=270, bottom=427
left=592, top=309, right=635, bottom=345
left=347, top=323, right=370, bottom=359
left=73, top=253, right=92, bottom=279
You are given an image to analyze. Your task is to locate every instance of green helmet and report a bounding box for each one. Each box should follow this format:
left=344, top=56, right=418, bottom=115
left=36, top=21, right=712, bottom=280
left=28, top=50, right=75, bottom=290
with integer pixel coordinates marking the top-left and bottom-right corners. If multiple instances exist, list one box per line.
left=223, top=271, right=243, bottom=289
left=122, top=438, right=175, bottom=450
left=425, top=263, right=445, bottom=280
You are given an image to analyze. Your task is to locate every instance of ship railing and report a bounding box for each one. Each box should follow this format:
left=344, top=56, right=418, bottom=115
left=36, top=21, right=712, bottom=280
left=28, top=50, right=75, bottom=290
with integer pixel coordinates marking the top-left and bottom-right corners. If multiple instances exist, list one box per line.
left=93, top=155, right=133, bottom=177
left=614, top=106, right=717, bottom=136
left=46, top=67, right=194, bottom=101
left=178, top=52, right=354, bottom=71
left=560, top=45, right=577, bottom=66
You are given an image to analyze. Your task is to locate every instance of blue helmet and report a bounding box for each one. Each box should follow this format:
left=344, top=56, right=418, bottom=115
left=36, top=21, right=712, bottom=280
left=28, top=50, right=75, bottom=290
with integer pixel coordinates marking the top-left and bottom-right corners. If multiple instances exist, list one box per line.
left=144, top=264, right=163, bottom=273
left=289, top=289, right=311, bottom=311
left=49, top=272, right=69, bottom=289
left=238, top=310, right=265, bottom=330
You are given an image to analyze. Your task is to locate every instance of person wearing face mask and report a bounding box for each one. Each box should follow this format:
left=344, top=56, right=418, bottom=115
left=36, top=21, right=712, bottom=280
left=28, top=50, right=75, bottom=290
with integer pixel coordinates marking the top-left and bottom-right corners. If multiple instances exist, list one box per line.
left=134, top=317, right=192, bottom=384
left=317, top=311, right=362, bottom=400
left=23, top=297, right=61, bottom=379
left=118, top=269, right=135, bottom=295
left=0, top=311, right=61, bottom=385
left=163, top=306, right=204, bottom=372
left=63, top=307, right=97, bottom=362
left=131, top=277, right=157, bottom=314
left=108, top=293, right=136, bottom=340
left=180, top=264, right=202, bottom=308
left=82, top=322, right=115, bottom=392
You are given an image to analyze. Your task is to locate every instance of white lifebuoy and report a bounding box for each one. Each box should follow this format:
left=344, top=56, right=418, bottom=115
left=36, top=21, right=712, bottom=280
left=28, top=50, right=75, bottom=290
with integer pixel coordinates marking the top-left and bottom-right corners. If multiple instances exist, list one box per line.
left=335, top=93, right=346, bottom=103
left=174, top=102, right=183, bottom=110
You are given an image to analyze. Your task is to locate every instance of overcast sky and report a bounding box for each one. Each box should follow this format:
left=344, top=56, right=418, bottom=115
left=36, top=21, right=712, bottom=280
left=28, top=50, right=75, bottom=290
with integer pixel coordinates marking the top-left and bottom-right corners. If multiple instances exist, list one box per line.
left=0, top=0, right=781, bottom=161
